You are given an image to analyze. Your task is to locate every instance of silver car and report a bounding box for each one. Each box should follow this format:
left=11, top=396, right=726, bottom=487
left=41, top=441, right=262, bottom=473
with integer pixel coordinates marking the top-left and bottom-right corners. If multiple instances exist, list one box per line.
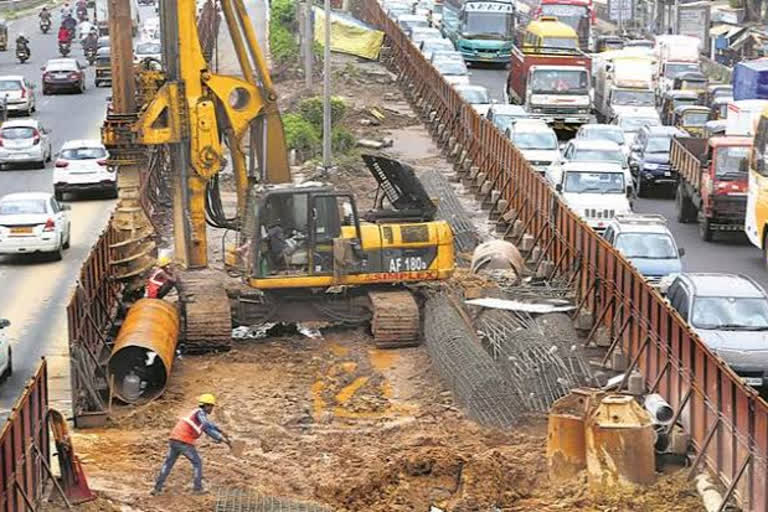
left=0, top=76, right=36, bottom=116
left=0, top=120, right=52, bottom=169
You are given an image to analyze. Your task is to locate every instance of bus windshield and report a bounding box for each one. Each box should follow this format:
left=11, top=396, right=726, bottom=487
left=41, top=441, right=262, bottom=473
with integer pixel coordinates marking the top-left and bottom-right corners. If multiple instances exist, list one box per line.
left=539, top=4, right=588, bottom=39
left=463, top=12, right=515, bottom=39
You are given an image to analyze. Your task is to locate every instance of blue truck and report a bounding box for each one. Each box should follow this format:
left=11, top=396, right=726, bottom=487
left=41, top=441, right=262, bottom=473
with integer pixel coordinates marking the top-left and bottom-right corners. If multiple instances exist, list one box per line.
left=733, top=59, right=768, bottom=101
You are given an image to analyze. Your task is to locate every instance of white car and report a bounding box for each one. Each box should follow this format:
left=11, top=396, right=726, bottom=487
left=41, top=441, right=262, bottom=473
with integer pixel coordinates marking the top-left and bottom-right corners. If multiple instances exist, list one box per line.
left=134, top=40, right=162, bottom=65
left=410, top=26, right=441, bottom=46
left=454, top=85, right=491, bottom=115
left=142, top=16, right=160, bottom=40
left=556, top=162, right=633, bottom=232
left=613, top=109, right=661, bottom=148
left=0, top=76, right=36, bottom=116
left=419, top=37, right=454, bottom=61
left=575, top=124, right=629, bottom=157
left=0, top=120, right=53, bottom=169
left=0, top=318, right=10, bottom=382
left=560, top=138, right=632, bottom=188
left=54, top=139, right=116, bottom=200
left=433, top=57, right=470, bottom=86
left=0, top=192, right=71, bottom=260
left=505, top=119, right=561, bottom=176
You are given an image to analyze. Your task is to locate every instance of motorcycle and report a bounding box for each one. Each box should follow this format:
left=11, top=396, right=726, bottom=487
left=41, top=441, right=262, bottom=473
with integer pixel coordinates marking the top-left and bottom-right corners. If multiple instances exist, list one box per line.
left=76, top=8, right=88, bottom=22
left=40, top=18, right=51, bottom=33
left=16, top=45, right=29, bottom=63
left=58, top=40, right=71, bottom=56
left=84, top=45, right=96, bottom=65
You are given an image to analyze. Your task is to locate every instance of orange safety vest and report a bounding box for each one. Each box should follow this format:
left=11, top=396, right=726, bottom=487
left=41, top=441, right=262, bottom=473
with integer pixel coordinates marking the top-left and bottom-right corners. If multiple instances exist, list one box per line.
left=146, top=268, right=168, bottom=299
left=169, top=409, right=204, bottom=445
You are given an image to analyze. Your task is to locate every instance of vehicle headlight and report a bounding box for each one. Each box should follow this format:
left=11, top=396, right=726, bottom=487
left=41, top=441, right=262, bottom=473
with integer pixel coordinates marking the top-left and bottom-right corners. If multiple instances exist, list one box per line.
left=643, top=163, right=659, bottom=170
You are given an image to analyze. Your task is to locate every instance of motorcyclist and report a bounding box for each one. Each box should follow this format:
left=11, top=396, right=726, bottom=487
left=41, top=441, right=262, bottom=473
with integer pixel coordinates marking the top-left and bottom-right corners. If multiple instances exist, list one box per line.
left=83, top=27, right=98, bottom=52
left=58, top=25, right=72, bottom=46
left=61, top=2, right=72, bottom=20
left=75, top=2, right=87, bottom=21
left=77, top=17, right=93, bottom=42
left=16, top=33, right=29, bottom=53
left=62, top=14, right=77, bottom=34
left=39, top=7, right=51, bottom=22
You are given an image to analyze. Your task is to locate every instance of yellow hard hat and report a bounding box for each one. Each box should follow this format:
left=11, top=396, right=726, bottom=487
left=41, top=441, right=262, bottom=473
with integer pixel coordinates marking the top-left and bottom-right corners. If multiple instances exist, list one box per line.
left=157, top=255, right=172, bottom=267
left=198, top=393, right=216, bottom=406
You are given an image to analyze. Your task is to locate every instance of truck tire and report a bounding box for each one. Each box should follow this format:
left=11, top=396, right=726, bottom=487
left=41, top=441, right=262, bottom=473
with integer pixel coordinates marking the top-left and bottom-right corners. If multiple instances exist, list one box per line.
left=699, top=217, right=713, bottom=242
left=675, top=186, right=696, bottom=223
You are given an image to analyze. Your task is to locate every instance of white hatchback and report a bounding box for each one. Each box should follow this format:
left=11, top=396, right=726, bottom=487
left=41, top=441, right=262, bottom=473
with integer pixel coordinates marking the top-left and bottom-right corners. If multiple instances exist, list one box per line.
left=54, top=139, right=116, bottom=200
left=0, top=192, right=71, bottom=260
left=0, top=318, right=10, bottom=382
left=0, top=76, right=36, bottom=116
left=0, top=119, right=53, bottom=169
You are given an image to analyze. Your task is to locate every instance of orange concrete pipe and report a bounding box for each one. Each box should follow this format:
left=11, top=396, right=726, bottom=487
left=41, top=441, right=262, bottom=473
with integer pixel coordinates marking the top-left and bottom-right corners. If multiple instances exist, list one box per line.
left=108, top=299, right=180, bottom=404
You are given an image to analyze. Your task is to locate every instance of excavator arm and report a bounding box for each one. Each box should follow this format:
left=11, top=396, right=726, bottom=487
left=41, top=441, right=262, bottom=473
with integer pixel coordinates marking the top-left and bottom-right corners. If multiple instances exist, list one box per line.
left=134, top=0, right=290, bottom=268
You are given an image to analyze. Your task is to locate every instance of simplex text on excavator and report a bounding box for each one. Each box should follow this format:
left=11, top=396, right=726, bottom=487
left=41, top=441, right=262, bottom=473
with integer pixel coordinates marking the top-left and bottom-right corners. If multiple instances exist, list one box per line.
left=105, top=0, right=455, bottom=365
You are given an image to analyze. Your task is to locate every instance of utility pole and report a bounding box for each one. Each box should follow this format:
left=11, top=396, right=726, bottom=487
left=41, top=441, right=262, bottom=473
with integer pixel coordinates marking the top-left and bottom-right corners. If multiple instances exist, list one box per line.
left=304, top=0, right=312, bottom=89
left=322, top=0, right=331, bottom=171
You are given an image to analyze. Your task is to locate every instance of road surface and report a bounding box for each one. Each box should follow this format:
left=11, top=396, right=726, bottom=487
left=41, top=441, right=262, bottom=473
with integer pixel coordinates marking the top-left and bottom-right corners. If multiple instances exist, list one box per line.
left=0, top=6, right=155, bottom=418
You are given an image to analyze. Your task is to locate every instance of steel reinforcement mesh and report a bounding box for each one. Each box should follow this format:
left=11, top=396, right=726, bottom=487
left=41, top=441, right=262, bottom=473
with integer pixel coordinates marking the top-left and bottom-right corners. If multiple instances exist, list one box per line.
left=214, top=488, right=333, bottom=512
left=420, top=170, right=481, bottom=253
left=424, top=294, right=526, bottom=427
left=476, top=309, right=593, bottom=413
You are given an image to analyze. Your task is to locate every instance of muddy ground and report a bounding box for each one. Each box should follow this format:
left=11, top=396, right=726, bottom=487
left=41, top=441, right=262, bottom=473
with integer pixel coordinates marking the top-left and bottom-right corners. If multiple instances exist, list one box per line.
left=44, top=54, right=706, bottom=511
left=52, top=328, right=702, bottom=512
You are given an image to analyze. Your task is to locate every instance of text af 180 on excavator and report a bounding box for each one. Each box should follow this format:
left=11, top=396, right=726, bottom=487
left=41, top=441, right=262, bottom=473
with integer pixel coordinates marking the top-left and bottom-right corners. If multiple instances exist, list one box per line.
left=131, top=0, right=455, bottom=349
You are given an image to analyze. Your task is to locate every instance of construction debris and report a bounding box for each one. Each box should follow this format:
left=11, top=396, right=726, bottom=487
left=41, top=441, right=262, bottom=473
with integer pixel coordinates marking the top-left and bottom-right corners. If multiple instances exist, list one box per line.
left=356, top=138, right=393, bottom=149
left=466, top=297, right=575, bottom=313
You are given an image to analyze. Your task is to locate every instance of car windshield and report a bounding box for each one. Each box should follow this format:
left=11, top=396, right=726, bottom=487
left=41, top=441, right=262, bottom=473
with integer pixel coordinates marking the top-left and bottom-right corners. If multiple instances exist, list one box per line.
left=646, top=136, right=671, bottom=153
left=715, top=146, right=750, bottom=179
left=463, top=12, right=514, bottom=39
left=61, top=147, right=107, bottom=160
left=573, top=148, right=623, bottom=163
left=692, top=297, right=768, bottom=330
left=2, top=127, right=35, bottom=139
left=584, top=128, right=624, bottom=145
left=422, top=39, right=453, bottom=52
left=615, top=233, right=676, bottom=259
left=612, top=89, right=655, bottom=106
left=664, top=62, right=699, bottom=78
left=0, top=80, right=21, bottom=92
left=136, top=42, right=160, bottom=54
left=0, top=199, right=46, bottom=215
left=619, top=117, right=660, bottom=133
left=682, top=112, right=708, bottom=126
left=531, top=69, right=587, bottom=94
left=435, top=59, right=468, bottom=75
left=511, top=131, right=557, bottom=150
left=539, top=4, right=587, bottom=36
left=564, top=171, right=625, bottom=193
left=458, top=88, right=489, bottom=104
left=492, top=113, right=523, bottom=129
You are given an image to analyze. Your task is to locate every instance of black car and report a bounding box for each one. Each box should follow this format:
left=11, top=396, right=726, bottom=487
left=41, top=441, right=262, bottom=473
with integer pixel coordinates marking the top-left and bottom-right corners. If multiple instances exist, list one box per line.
left=628, top=125, right=686, bottom=197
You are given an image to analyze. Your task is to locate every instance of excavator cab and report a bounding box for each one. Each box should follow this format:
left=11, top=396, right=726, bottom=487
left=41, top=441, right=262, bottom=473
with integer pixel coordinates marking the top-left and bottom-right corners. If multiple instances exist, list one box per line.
left=243, top=187, right=364, bottom=279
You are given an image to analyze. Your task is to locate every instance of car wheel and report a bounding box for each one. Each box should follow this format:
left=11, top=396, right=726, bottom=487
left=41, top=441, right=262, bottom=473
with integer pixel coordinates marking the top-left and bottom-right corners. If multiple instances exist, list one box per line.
left=699, top=217, right=713, bottom=242
left=3, top=347, right=11, bottom=380
left=636, top=177, right=646, bottom=198
left=54, top=190, right=63, bottom=201
left=51, top=244, right=62, bottom=261
left=63, top=231, right=70, bottom=250
left=36, top=159, right=45, bottom=169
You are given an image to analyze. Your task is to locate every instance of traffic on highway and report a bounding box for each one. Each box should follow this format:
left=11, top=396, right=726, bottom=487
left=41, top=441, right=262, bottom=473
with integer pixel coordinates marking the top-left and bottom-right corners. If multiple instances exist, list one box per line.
left=0, top=1, right=157, bottom=417
left=383, top=0, right=768, bottom=391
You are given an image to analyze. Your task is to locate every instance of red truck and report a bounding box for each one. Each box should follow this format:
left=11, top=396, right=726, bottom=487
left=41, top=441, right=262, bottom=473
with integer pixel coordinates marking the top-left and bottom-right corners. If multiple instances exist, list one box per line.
left=671, top=136, right=752, bottom=242
left=505, top=45, right=592, bottom=131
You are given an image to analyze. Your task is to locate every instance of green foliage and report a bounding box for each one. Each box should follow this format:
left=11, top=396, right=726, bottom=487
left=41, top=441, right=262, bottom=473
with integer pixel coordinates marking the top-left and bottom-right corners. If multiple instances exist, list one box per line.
left=283, top=113, right=320, bottom=153
left=271, top=0, right=296, bottom=25
left=332, top=128, right=356, bottom=153
left=269, top=0, right=299, bottom=66
left=297, top=96, right=347, bottom=130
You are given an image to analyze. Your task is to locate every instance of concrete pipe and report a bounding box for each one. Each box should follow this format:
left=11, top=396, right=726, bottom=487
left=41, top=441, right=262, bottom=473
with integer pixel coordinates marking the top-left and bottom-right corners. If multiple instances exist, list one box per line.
left=470, top=240, right=525, bottom=277
left=644, top=393, right=674, bottom=425
left=108, top=299, right=180, bottom=404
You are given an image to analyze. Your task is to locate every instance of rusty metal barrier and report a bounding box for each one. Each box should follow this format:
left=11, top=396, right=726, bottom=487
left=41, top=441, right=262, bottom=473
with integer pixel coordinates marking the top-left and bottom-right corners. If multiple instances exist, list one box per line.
left=361, top=2, right=768, bottom=509
left=0, top=359, right=50, bottom=511
left=67, top=220, right=122, bottom=428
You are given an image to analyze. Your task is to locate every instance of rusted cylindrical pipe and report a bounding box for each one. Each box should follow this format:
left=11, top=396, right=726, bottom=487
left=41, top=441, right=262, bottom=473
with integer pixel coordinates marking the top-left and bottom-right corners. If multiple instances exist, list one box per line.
left=108, top=299, right=179, bottom=404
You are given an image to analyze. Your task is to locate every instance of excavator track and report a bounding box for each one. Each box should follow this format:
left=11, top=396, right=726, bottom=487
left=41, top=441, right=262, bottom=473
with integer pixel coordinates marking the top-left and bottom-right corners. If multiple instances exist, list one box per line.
left=368, top=290, right=421, bottom=348
left=180, top=270, right=233, bottom=353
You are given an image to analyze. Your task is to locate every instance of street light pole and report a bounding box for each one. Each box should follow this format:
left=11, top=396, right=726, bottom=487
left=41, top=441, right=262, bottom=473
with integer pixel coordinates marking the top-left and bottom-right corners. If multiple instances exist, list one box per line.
left=322, top=0, right=332, bottom=172
left=304, top=0, right=312, bottom=89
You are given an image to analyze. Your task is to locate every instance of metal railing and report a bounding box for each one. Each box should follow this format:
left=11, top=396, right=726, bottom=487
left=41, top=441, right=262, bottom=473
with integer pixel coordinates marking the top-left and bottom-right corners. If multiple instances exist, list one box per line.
left=362, top=1, right=768, bottom=509
left=67, top=220, right=121, bottom=428
left=0, top=359, right=50, bottom=512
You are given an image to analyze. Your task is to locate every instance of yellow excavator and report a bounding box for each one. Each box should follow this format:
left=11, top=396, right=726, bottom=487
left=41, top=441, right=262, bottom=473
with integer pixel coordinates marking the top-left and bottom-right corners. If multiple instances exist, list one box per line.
left=134, top=0, right=455, bottom=349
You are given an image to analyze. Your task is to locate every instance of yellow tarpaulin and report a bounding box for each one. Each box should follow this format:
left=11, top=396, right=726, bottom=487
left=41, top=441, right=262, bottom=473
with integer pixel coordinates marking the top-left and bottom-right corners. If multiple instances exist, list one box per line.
left=313, top=7, right=384, bottom=60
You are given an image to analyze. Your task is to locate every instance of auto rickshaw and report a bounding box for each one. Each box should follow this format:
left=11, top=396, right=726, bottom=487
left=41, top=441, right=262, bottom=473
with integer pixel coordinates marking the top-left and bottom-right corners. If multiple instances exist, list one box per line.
left=672, top=71, right=708, bottom=94
left=660, top=90, right=700, bottom=125
left=672, top=105, right=710, bottom=137
left=94, top=46, right=111, bottom=87
left=702, top=84, right=733, bottom=106
left=708, top=96, right=733, bottom=121
left=0, top=19, right=8, bottom=51
left=595, top=35, right=624, bottom=52
left=703, top=119, right=726, bottom=138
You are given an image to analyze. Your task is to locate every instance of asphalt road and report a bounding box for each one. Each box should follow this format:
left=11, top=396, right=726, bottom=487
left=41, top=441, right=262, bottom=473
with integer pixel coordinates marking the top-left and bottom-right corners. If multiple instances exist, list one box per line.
left=0, top=7, right=154, bottom=417
left=465, top=65, right=768, bottom=293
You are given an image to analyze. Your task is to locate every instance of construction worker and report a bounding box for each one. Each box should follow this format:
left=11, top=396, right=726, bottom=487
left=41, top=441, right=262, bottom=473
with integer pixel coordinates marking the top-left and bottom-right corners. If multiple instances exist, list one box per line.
left=146, top=251, right=178, bottom=299
left=151, top=394, right=231, bottom=495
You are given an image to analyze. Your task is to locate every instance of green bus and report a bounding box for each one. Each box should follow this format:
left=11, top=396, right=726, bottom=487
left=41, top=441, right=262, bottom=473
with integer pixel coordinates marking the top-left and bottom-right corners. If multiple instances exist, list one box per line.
left=440, top=0, right=517, bottom=64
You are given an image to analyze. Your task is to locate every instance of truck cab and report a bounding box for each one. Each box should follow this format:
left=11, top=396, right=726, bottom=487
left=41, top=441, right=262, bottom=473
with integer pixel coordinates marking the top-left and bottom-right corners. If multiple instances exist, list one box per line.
left=555, top=161, right=633, bottom=232
left=594, top=54, right=656, bottom=122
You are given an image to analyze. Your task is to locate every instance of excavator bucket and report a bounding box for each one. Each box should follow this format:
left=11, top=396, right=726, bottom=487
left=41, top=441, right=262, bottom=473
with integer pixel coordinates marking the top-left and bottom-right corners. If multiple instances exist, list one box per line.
left=48, top=409, right=96, bottom=504
left=361, top=154, right=437, bottom=222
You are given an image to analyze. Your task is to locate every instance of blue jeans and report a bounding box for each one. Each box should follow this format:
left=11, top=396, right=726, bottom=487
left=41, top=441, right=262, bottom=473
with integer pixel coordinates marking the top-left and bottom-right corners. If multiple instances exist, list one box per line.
left=154, top=440, right=203, bottom=491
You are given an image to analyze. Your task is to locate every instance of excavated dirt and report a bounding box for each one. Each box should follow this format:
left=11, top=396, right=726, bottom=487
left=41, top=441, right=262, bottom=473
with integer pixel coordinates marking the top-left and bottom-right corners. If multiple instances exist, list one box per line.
left=43, top=330, right=703, bottom=512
